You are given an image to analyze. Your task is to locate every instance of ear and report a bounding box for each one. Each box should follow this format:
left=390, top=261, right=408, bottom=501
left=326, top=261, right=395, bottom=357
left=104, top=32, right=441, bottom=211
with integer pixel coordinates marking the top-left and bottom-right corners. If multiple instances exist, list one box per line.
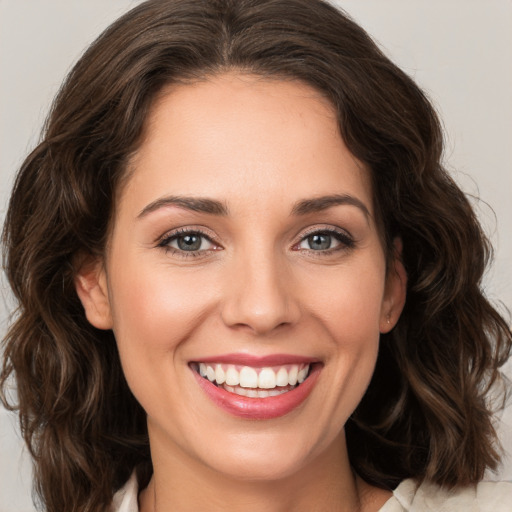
left=74, top=255, right=113, bottom=330
left=379, top=237, right=407, bottom=333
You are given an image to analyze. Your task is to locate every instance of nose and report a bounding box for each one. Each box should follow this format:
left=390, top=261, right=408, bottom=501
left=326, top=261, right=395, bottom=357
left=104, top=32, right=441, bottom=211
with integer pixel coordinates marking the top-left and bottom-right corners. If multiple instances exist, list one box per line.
left=220, top=249, right=300, bottom=335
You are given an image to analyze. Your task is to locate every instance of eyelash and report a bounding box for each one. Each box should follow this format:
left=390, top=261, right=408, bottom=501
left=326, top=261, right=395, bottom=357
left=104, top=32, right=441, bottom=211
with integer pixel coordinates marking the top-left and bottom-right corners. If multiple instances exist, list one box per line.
left=157, top=228, right=219, bottom=258
left=157, top=226, right=355, bottom=258
left=293, top=227, right=355, bottom=255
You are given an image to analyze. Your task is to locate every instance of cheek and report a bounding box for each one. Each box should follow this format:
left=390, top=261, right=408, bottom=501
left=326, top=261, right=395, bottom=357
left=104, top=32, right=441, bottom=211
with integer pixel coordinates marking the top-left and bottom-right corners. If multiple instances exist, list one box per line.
left=304, top=260, right=386, bottom=336
left=107, top=262, right=221, bottom=422
left=107, top=260, right=219, bottom=378
left=304, top=261, right=384, bottom=406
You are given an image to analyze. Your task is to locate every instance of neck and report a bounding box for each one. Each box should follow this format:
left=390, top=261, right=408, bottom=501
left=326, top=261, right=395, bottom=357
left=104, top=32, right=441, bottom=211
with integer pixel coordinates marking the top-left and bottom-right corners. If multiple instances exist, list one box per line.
left=139, top=424, right=390, bottom=512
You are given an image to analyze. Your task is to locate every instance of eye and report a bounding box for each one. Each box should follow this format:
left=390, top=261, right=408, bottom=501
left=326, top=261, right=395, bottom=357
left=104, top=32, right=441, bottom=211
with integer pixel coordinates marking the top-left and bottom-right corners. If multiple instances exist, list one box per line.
left=300, top=233, right=334, bottom=251
left=159, top=229, right=219, bottom=254
left=296, top=228, right=354, bottom=252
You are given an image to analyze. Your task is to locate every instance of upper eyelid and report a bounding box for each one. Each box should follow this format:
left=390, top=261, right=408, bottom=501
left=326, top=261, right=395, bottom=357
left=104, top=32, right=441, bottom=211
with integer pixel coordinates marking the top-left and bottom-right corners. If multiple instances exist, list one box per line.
left=157, top=226, right=218, bottom=245
left=296, top=225, right=353, bottom=240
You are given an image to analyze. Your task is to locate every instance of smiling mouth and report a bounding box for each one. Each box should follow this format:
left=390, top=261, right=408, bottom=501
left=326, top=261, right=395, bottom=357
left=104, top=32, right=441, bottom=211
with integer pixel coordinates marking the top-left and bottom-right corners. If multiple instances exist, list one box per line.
left=190, top=362, right=312, bottom=398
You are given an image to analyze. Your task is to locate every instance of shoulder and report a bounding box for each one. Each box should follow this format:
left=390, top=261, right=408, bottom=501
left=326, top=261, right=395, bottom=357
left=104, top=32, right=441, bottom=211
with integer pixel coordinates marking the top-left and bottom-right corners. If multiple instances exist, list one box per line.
left=111, top=472, right=139, bottom=512
left=380, top=478, right=512, bottom=512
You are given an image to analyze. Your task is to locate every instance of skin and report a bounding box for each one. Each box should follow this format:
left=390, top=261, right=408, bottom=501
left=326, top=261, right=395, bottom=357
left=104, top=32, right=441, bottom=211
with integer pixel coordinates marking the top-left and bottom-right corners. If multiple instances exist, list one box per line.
left=76, top=74, right=406, bottom=512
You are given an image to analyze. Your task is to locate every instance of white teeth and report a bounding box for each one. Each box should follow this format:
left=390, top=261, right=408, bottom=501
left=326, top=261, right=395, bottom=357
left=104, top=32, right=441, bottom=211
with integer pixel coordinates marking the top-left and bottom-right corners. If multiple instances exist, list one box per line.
left=235, top=386, right=248, bottom=396
left=225, top=366, right=239, bottom=386
left=206, top=366, right=216, bottom=382
left=196, top=362, right=312, bottom=392
left=219, top=384, right=291, bottom=398
left=215, top=364, right=225, bottom=385
left=297, top=367, right=308, bottom=384
left=239, top=366, right=258, bottom=388
left=258, top=367, right=276, bottom=389
left=288, top=366, right=299, bottom=385
left=276, top=367, right=289, bottom=387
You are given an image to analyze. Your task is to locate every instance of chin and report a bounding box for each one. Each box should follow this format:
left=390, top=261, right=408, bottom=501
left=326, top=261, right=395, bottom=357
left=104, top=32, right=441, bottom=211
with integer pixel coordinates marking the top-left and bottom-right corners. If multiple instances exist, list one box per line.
left=209, top=450, right=312, bottom=482
left=193, top=425, right=339, bottom=483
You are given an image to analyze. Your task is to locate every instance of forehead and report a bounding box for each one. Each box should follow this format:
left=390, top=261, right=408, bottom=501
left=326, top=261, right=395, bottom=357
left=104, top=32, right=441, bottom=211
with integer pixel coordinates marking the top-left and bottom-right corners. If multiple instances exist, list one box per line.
left=123, top=73, right=374, bottom=218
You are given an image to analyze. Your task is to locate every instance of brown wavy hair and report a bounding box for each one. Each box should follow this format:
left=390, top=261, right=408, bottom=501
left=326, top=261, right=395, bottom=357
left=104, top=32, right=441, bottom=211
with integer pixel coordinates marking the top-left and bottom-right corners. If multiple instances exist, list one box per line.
left=2, top=0, right=511, bottom=510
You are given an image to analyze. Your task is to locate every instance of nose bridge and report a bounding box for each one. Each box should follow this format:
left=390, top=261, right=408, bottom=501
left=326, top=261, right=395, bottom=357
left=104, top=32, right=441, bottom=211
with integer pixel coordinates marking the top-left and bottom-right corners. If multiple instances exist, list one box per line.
left=221, top=242, right=299, bottom=334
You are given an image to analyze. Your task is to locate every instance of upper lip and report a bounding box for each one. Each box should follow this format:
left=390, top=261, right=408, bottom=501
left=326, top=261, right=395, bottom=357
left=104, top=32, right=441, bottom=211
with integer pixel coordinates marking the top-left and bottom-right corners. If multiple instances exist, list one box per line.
left=191, top=353, right=320, bottom=367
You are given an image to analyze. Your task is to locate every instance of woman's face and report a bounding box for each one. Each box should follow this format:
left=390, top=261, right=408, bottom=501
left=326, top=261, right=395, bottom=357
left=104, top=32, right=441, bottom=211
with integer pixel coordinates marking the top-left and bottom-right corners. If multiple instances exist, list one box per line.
left=77, top=74, right=405, bottom=481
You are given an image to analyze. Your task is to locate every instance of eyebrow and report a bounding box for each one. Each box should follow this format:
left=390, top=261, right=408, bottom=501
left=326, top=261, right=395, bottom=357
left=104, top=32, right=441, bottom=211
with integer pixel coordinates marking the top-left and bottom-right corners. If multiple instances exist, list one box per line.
left=137, top=193, right=370, bottom=219
left=291, top=194, right=370, bottom=218
left=137, top=196, right=228, bottom=218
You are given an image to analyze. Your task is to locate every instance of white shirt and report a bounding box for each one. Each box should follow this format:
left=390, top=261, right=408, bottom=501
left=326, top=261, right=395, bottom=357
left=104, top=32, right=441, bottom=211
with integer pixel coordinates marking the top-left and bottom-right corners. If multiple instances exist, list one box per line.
left=111, top=472, right=512, bottom=511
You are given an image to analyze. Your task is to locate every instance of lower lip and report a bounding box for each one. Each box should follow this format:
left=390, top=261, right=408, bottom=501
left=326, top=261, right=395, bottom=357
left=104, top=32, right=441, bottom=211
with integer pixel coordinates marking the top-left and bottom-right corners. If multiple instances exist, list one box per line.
left=192, top=365, right=320, bottom=420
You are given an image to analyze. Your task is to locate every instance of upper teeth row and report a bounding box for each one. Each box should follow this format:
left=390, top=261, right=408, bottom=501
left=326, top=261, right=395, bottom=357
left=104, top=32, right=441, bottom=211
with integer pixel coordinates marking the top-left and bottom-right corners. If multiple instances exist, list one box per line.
left=198, top=363, right=310, bottom=389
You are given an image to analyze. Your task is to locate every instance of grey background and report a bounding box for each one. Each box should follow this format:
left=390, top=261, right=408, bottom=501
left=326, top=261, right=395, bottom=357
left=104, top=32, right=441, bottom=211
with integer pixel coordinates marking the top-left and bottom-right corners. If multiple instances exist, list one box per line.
left=1, top=1, right=511, bottom=510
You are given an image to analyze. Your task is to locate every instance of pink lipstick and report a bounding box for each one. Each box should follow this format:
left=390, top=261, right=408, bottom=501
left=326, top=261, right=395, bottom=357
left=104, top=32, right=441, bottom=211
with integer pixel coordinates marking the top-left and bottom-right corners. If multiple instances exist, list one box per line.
left=191, top=356, right=321, bottom=419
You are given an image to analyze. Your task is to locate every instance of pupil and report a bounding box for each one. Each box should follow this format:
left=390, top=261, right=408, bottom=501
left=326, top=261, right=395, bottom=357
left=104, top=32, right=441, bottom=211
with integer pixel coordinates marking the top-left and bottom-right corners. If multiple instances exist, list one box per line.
left=178, top=235, right=201, bottom=251
left=309, top=234, right=331, bottom=250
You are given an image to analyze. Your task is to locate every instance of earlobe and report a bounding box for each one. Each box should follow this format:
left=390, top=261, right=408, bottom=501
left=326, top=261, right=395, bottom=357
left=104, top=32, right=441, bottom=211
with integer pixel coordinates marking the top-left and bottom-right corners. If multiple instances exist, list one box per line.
left=380, top=238, right=407, bottom=333
left=74, top=255, right=113, bottom=330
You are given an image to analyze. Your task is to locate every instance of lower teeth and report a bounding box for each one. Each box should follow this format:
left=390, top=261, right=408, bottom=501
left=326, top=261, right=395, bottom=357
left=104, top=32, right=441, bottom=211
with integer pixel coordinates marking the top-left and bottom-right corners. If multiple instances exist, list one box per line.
left=221, top=384, right=294, bottom=398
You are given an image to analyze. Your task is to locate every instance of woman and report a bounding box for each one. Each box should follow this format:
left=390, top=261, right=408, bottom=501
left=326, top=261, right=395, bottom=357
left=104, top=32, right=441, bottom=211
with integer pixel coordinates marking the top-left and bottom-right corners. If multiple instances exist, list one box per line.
left=1, top=0, right=511, bottom=510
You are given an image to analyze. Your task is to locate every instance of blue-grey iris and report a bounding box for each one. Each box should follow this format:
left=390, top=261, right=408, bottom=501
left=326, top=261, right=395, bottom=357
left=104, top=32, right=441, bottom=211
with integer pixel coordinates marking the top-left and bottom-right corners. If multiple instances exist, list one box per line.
left=178, top=234, right=202, bottom=251
left=308, top=234, right=331, bottom=250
